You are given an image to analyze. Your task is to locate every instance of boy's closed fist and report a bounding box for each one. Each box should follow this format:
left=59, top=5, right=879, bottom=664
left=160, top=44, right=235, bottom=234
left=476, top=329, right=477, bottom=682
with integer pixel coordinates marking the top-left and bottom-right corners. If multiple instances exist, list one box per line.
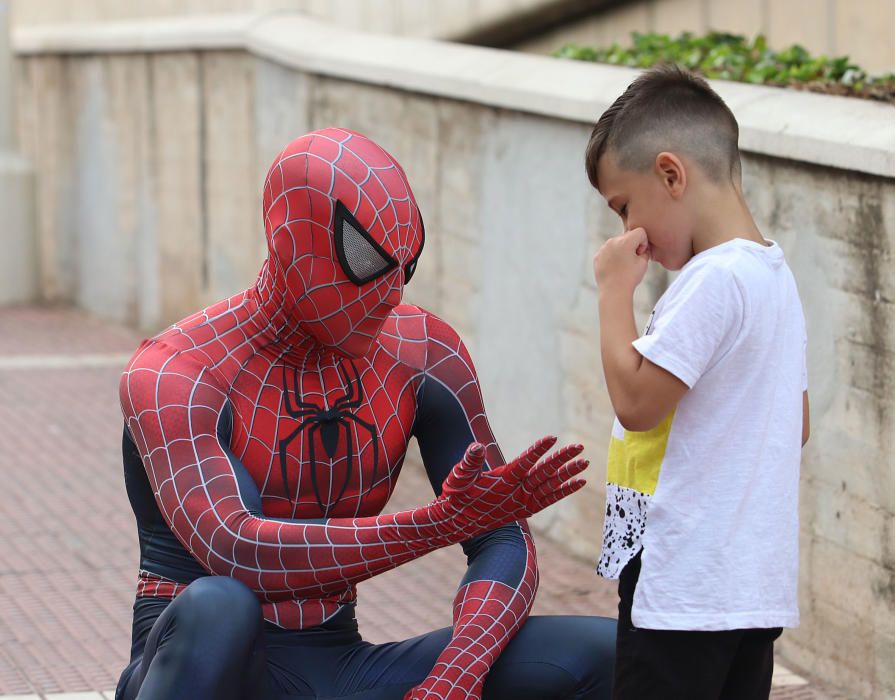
left=593, top=227, right=651, bottom=293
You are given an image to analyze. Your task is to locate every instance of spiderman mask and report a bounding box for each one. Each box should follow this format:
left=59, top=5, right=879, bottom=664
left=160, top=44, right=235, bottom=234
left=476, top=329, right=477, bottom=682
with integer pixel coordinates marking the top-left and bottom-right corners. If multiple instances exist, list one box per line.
left=256, top=128, right=425, bottom=358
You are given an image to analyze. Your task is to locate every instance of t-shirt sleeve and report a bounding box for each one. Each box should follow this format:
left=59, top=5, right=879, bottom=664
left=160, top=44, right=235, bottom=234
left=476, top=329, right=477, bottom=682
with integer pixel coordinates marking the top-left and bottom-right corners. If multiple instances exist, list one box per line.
left=801, top=331, right=808, bottom=392
left=632, top=264, right=744, bottom=389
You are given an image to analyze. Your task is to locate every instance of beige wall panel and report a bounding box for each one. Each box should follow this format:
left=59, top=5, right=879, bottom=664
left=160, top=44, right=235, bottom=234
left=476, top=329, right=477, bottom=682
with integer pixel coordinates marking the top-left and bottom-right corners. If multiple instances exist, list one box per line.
left=809, top=536, right=894, bottom=631
left=74, top=55, right=153, bottom=326
left=651, top=0, right=707, bottom=36
left=433, top=284, right=477, bottom=351
left=835, top=0, right=895, bottom=73
left=559, top=339, right=614, bottom=443
left=591, top=2, right=651, bottom=45
left=130, top=57, right=163, bottom=331
left=474, top=0, right=521, bottom=26
left=251, top=0, right=306, bottom=13
left=361, top=0, right=399, bottom=35
left=767, top=0, right=830, bottom=56
left=427, top=235, right=476, bottom=349
left=10, top=0, right=63, bottom=25
left=476, top=113, right=601, bottom=542
left=434, top=100, right=492, bottom=244
left=148, top=52, right=205, bottom=326
left=392, top=0, right=435, bottom=37
left=513, top=29, right=570, bottom=56
left=420, top=99, right=495, bottom=327
left=877, top=632, right=895, bottom=696
left=799, top=539, right=894, bottom=691
left=304, top=0, right=332, bottom=19
left=843, top=338, right=895, bottom=430
left=820, top=237, right=895, bottom=318
left=806, top=380, right=894, bottom=503
left=738, top=152, right=895, bottom=698
left=785, top=597, right=875, bottom=698
left=66, top=58, right=122, bottom=321
left=552, top=321, right=612, bottom=558
left=211, top=0, right=242, bottom=13
left=129, top=57, right=153, bottom=326
left=15, top=55, right=75, bottom=302
left=430, top=0, right=475, bottom=39
left=707, top=0, right=764, bottom=35
left=253, top=58, right=312, bottom=197
left=326, top=0, right=365, bottom=32
left=201, top=51, right=263, bottom=302
left=66, top=57, right=108, bottom=316
left=473, top=113, right=595, bottom=462
left=516, top=4, right=652, bottom=55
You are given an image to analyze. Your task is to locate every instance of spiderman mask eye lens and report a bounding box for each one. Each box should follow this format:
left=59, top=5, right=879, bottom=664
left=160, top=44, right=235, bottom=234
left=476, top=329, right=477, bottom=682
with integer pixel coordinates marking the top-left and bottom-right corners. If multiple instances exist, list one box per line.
left=403, top=212, right=425, bottom=285
left=334, top=201, right=398, bottom=285
left=404, top=260, right=418, bottom=284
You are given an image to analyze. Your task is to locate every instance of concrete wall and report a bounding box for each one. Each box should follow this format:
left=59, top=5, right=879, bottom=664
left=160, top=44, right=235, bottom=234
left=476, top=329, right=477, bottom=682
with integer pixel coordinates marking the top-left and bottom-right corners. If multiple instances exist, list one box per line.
left=0, top=0, right=37, bottom=304
left=9, top=0, right=560, bottom=41
left=12, top=15, right=895, bottom=698
left=517, top=0, right=895, bottom=76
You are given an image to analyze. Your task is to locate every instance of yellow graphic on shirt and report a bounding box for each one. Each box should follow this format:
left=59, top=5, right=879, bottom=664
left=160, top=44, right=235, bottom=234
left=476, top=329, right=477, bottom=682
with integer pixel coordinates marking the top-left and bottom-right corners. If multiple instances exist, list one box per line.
left=606, top=411, right=675, bottom=496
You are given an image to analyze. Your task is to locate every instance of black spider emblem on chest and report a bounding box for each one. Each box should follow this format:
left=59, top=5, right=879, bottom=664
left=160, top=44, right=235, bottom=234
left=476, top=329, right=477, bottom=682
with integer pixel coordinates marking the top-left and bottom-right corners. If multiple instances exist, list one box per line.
left=279, top=360, right=379, bottom=514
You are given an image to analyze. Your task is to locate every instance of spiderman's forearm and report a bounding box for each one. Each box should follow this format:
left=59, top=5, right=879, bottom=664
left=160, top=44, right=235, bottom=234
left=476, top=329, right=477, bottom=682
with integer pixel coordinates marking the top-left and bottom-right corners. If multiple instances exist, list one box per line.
left=201, top=500, right=469, bottom=600
left=409, top=522, right=538, bottom=696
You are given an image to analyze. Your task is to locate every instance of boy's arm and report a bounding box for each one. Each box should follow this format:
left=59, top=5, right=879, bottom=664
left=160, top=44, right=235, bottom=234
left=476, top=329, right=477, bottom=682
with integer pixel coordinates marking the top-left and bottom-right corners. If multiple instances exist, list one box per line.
left=594, top=228, right=689, bottom=431
left=802, top=391, right=810, bottom=446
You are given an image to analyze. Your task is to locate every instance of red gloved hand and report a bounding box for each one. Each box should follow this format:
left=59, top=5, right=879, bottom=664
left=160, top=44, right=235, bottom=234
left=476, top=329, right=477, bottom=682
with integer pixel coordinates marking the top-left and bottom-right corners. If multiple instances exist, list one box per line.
left=429, top=436, right=588, bottom=540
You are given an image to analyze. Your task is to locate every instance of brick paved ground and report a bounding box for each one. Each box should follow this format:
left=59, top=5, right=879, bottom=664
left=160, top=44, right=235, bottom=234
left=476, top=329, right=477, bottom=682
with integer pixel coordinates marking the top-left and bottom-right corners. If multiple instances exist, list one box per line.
left=0, top=306, right=845, bottom=699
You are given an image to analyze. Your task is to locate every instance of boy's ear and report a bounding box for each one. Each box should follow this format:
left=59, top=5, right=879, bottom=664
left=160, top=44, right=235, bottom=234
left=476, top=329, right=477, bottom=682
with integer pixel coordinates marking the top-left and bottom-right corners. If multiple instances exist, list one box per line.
left=655, top=152, right=686, bottom=199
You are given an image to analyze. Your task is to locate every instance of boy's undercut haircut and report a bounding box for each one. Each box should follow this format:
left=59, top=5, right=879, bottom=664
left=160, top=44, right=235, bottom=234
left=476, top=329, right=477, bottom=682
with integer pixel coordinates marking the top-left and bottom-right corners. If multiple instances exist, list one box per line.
left=585, top=64, right=741, bottom=190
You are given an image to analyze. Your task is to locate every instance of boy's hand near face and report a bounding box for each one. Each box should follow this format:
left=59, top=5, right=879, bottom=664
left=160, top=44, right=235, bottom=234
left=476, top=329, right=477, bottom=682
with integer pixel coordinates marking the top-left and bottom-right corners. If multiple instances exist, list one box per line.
left=594, top=227, right=688, bottom=433
left=593, top=227, right=652, bottom=293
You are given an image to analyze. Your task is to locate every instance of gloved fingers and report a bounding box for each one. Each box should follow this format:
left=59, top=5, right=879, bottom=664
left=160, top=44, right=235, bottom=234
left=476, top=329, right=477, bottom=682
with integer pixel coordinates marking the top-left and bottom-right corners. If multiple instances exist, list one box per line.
left=531, top=477, right=587, bottom=513
left=442, top=442, right=486, bottom=495
left=506, top=435, right=558, bottom=482
left=533, top=458, right=589, bottom=499
left=524, top=443, right=585, bottom=491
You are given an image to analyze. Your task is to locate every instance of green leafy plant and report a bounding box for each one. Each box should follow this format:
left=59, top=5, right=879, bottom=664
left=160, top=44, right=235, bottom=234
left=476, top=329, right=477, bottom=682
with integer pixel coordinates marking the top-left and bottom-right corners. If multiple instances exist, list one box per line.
left=554, top=32, right=895, bottom=104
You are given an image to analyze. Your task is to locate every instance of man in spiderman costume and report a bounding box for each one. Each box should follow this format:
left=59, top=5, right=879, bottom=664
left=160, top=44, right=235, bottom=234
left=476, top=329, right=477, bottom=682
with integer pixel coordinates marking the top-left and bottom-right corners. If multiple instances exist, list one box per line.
left=116, top=128, right=616, bottom=700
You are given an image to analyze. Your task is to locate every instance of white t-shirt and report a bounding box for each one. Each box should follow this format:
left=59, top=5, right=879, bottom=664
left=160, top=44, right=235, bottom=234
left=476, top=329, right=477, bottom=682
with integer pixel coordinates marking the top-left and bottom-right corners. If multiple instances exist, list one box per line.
left=596, top=238, right=807, bottom=631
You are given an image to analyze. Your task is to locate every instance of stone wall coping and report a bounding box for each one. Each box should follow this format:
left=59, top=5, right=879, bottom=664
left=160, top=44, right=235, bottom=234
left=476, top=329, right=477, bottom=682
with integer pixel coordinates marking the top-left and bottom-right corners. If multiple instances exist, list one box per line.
left=12, top=13, right=256, bottom=53
left=13, top=12, right=895, bottom=179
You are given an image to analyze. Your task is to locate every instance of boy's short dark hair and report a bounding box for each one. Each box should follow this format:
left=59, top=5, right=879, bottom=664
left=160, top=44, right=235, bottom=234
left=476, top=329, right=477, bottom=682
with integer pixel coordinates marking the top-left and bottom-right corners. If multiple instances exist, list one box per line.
left=585, top=64, right=741, bottom=190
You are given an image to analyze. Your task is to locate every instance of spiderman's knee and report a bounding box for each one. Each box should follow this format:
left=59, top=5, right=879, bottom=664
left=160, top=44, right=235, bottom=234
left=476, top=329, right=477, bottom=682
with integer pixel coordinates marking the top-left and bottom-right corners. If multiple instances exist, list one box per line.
left=176, top=576, right=261, bottom=638
left=548, top=616, right=616, bottom=700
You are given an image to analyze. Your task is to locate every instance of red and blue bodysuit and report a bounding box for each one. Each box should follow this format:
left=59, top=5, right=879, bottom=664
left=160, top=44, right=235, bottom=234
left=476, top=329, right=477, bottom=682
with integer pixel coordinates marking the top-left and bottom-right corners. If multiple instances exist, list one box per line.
left=115, top=128, right=615, bottom=700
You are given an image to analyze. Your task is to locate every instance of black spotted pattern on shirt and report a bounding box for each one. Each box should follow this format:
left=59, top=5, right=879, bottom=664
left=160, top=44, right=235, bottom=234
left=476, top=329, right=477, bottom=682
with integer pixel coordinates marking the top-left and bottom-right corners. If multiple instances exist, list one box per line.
left=596, top=484, right=649, bottom=578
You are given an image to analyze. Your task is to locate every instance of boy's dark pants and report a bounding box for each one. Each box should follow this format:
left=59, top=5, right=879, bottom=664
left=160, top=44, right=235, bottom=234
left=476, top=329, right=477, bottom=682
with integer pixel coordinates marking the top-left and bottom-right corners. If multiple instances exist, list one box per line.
left=612, top=551, right=782, bottom=700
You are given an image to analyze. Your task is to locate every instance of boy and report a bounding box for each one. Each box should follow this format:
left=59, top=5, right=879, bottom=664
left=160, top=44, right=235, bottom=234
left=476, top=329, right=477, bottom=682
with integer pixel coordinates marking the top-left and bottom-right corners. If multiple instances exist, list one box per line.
left=588, top=65, right=810, bottom=699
